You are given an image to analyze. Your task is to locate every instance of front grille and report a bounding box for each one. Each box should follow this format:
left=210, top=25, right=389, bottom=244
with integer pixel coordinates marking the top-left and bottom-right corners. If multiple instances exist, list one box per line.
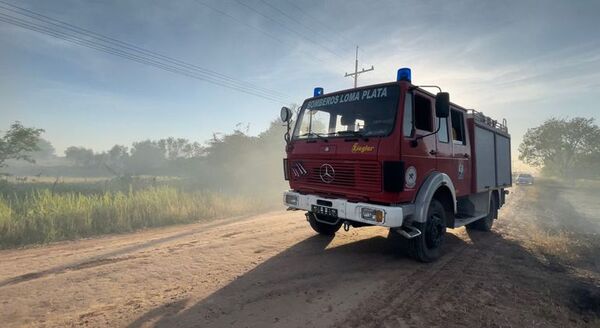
left=294, top=160, right=381, bottom=192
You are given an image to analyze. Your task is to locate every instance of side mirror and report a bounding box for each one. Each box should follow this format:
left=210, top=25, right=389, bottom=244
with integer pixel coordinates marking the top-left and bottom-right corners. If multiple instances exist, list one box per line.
left=280, top=106, right=293, bottom=123
left=435, top=92, right=450, bottom=118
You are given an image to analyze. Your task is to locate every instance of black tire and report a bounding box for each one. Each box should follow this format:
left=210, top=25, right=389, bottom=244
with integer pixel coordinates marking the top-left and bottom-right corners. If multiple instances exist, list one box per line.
left=408, top=199, right=447, bottom=262
left=466, top=195, right=498, bottom=232
left=307, top=212, right=342, bottom=236
left=387, top=228, right=411, bottom=256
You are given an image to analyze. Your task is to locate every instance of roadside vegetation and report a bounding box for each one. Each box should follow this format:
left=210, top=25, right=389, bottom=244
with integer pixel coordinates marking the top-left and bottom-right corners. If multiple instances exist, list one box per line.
left=0, top=119, right=291, bottom=248
left=516, top=117, right=600, bottom=267
left=0, top=185, right=269, bottom=248
left=519, top=117, right=600, bottom=179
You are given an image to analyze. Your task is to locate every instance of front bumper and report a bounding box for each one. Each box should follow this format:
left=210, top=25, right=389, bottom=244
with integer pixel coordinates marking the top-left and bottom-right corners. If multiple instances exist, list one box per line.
left=283, top=191, right=412, bottom=228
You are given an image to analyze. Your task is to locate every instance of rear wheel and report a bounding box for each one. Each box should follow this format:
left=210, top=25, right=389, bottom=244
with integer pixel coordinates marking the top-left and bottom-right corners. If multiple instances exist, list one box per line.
left=466, top=195, right=497, bottom=232
left=307, top=212, right=342, bottom=236
left=408, top=199, right=447, bottom=262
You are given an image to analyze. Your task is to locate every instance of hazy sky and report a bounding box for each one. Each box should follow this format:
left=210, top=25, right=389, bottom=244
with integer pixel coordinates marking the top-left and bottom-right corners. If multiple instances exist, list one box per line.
left=1, top=0, right=599, bottom=154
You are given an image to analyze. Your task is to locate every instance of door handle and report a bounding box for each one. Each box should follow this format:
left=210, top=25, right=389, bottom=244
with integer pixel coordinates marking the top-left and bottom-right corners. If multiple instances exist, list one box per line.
left=463, top=153, right=470, bottom=159
left=429, top=150, right=438, bottom=155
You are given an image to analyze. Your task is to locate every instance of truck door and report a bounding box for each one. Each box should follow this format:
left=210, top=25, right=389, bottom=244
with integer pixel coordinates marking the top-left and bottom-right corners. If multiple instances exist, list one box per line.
left=434, top=115, right=454, bottom=189
left=449, top=108, right=471, bottom=196
left=400, top=91, right=437, bottom=194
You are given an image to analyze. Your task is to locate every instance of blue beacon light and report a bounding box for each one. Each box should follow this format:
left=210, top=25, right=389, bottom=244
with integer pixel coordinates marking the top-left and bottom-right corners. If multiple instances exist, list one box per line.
left=314, top=87, right=324, bottom=97
left=397, top=68, right=412, bottom=82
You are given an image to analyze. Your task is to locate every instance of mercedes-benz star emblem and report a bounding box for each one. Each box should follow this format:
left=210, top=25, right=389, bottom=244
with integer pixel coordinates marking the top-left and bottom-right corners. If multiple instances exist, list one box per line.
left=319, top=164, right=335, bottom=183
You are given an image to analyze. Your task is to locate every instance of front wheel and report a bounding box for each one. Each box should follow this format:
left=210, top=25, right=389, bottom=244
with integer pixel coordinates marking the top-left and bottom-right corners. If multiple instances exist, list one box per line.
left=307, top=212, right=342, bottom=236
left=408, top=199, right=447, bottom=262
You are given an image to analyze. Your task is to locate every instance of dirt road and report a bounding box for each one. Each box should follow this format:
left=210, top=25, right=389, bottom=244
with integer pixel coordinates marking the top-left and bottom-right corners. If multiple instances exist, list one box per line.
left=1, top=181, right=599, bottom=327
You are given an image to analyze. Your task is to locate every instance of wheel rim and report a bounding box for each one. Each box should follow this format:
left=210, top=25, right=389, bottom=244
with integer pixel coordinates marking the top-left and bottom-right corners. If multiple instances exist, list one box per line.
left=426, top=214, right=444, bottom=249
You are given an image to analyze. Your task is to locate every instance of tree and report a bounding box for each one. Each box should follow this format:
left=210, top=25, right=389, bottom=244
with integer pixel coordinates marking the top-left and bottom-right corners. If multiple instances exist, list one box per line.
left=108, top=145, right=129, bottom=163
left=157, top=137, right=204, bottom=160
left=196, top=118, right=291, bottom=193
left=0, top=121, right=44, bottom=167
left=519, top=117, right=600, bottom=177
left=31, top=139, right=56, bottom=160
left=182, top=141, right=204, bottom=158
left=65, top=146, right=95, bottom=167
left=102, top=145, right=130, bottom=175
left=129, top=140, right=166, bottom=174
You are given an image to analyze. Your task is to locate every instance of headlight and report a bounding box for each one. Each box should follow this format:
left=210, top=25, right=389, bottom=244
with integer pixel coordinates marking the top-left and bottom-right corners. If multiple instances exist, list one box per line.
left=285, top=194, right=298, bottom=206
left=361, top=207, right=385, bottom=223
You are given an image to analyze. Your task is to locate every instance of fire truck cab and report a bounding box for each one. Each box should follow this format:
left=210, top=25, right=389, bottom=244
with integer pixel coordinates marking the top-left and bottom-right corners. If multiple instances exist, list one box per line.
left=281, top=68, right=511, bottom=262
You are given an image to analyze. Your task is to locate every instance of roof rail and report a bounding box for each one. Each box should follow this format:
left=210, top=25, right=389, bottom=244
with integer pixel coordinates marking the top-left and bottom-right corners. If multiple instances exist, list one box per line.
left=467, top=109, right=508, bottom=132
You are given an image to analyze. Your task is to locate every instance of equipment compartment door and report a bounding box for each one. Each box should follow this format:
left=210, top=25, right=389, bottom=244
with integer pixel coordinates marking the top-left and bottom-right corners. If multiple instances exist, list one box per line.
left=449, top=109, right=472, bottom=197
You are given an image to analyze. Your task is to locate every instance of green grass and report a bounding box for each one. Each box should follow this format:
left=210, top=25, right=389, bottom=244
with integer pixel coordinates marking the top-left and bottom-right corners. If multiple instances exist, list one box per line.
left=0, top=185, right=273, bottom=248
left=0, top=176, right=177, bottom=196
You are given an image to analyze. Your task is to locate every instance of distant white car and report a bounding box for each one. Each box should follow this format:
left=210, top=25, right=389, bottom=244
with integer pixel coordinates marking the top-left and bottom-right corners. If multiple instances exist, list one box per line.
left=515, top=173, right=534, bottom=185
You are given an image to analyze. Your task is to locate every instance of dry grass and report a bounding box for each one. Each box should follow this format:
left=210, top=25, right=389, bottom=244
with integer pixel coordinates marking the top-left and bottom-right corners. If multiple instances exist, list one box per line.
left=522, top=224, right=583, bottom=263
left=0, top=186, right=274, bottom=248
left=573, top=179, right=600, bottom=194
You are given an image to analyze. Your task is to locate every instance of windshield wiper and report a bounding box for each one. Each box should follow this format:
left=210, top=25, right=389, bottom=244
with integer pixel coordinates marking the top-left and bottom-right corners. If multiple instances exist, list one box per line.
left=335, top=130, right=362, bottom=136
left=334, top=130, right=369, bottom=140
left=299, top=132, right=328, bottom=141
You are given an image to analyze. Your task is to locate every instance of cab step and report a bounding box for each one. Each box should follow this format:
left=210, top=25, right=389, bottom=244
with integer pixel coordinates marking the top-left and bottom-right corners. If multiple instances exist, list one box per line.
left=397, top=225, right=422, bottom=239
left=453, top=212, right=487, bottom=228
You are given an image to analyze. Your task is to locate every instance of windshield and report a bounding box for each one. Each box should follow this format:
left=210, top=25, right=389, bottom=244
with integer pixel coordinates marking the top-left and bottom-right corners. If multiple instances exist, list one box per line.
left=293, top=85, right=400, bottom=139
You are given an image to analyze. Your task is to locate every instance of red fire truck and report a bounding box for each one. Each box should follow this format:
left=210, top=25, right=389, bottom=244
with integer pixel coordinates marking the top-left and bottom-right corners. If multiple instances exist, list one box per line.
left=280, top=68, right=511, bottom=262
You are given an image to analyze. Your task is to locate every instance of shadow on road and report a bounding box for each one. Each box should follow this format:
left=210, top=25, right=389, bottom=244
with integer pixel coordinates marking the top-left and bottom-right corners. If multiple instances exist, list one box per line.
left=126, top=231, right=470, bottom=328
left=118, top=182, right=600, bottom=327
left=129, top=221, right=600, bottom=328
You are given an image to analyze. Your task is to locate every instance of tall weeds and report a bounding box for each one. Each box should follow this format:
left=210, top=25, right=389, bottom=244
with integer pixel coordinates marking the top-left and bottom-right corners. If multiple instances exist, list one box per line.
left=0, top=186, right=271, bottom=248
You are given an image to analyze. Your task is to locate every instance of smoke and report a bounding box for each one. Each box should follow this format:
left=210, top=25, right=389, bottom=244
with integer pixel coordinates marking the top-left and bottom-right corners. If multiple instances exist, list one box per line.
left=2, top=118, right=290, bottom=206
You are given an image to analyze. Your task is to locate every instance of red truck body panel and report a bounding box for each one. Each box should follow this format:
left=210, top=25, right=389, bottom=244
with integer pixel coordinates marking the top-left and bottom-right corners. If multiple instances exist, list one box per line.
left=286, top=80, right=509, bottom=206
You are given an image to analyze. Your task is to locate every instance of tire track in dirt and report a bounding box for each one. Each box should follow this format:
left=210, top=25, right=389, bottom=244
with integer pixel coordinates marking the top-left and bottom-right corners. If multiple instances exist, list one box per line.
left=0, top=211, right=313, bottom=328
left=0, top=214, right=264, bottom=287
left=0, top=255, right=144, bottom=287
left=1, top=189, right=599, bottom=328
left=332, top=234, right=473, bottom=328
left=333, top=185, right=600, bottom=328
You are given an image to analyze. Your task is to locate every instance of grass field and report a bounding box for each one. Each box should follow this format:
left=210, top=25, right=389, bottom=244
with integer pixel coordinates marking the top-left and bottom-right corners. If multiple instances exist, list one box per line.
left=0, top=177, right=277, bottom=248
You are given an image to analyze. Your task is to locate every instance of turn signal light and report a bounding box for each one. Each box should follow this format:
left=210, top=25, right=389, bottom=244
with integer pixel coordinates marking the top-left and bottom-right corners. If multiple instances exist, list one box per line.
left=361, top=208, right=385, bottom=223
